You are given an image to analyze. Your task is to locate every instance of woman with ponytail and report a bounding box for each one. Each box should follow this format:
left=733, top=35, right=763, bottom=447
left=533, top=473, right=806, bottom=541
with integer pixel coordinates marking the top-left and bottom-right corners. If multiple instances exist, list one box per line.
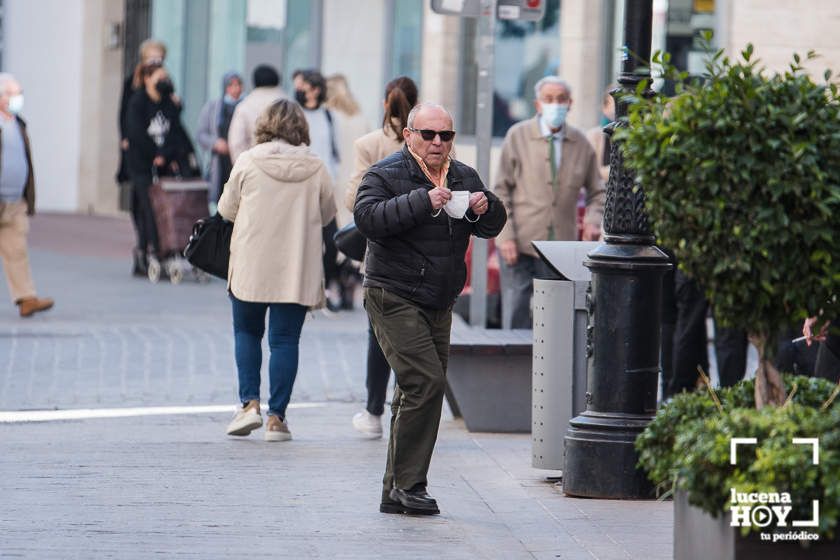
left=343, top=76, right=418, bottom=212
left=346, top=76, right=418, bottom=438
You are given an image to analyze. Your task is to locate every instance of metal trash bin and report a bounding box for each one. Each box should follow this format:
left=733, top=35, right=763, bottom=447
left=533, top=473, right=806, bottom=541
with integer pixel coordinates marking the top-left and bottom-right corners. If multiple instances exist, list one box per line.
left=530, top=241, right=598, bottom=470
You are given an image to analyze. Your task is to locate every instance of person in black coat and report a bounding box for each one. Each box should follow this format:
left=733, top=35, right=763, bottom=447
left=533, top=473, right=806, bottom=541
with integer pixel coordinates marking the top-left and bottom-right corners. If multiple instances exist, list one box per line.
left=354, top=103, right=506, bottom=515
left=125, top=63, right=197, bottom=273
left=117, top=39, right=167, bottom=184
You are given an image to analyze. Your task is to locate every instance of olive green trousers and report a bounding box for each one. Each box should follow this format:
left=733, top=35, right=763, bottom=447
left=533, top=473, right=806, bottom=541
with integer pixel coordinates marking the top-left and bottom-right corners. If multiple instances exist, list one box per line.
left=364, top=287, right=452, bottom=497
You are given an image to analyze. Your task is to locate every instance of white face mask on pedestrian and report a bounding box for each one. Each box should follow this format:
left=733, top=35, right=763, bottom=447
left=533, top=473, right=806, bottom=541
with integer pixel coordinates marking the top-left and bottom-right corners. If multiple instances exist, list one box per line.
left=540, top=103, right=569, bottom=129
left=443, top=190, right=470, bottom=220
left=7, top=94, right=23, bottom=115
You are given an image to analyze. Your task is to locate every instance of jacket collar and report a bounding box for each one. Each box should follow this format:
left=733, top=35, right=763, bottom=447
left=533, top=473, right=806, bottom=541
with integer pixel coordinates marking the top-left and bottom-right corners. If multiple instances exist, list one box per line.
left=400, top=144, right=464, bottom=189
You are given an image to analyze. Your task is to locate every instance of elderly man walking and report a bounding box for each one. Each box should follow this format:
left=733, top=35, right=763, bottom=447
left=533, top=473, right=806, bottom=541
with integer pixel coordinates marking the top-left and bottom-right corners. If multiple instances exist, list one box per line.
left=354, top=103, right=506, bottom=515
left=0, top=73, right=53, bottom=318
left=494, top=76, right=604, bottom=329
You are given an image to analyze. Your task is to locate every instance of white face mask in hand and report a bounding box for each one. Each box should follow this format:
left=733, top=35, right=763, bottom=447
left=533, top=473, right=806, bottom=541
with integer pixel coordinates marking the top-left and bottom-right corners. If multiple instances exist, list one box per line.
left=443, top=190, right=470, bottom=219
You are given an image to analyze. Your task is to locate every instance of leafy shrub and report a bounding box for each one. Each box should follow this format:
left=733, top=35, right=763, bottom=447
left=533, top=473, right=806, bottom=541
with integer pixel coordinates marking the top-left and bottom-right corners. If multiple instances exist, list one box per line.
left=636, top=375, right=840, bottom=537
left=616, top=43, right=840, bottom=406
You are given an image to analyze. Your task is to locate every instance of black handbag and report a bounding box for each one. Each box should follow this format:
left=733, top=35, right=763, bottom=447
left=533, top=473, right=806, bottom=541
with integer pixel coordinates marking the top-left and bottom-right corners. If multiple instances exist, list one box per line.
left=183, top=213, right=233, bottom=280
left=333, top=220, right=367, bottom=262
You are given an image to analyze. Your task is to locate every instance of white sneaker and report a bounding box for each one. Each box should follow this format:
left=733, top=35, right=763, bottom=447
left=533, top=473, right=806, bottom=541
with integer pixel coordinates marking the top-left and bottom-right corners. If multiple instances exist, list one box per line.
left=264, top=415, right=292, bottom=442
left=226, top=400, right=262, bottom=436
left=352, top=410, right=383, bottom=438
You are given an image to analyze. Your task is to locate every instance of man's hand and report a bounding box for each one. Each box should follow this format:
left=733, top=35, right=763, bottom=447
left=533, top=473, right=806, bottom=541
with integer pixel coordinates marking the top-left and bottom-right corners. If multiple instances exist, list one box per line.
left=803, top=316, right=830, bottom=346
left=120, top=138, right=129, bottom=151
left=213, top=138, right=229, bottom=155
left=153, top=155, right=166, bottom=168
left=428, top=187, right=452, bottom=210
left=469, top=192, right=489, bottom=215
left=582, top=222, right=602, bottom=241
left=499, top=239, right=518, bottom=266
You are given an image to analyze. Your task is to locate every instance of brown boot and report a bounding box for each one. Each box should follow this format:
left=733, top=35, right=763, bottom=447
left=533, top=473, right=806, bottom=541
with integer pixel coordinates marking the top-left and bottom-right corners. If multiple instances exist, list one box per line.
left=17, top=297, right=54, bottom=318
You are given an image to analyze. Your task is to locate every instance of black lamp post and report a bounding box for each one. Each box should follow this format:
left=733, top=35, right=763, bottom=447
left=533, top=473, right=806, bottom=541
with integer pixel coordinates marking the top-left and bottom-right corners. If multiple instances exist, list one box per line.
left=562, top=0, right=671, bottom=499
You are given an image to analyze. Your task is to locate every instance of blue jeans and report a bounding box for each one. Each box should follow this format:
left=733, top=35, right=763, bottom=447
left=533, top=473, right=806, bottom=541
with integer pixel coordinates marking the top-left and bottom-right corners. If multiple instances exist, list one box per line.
left=230, top=294, right=307, bottom=419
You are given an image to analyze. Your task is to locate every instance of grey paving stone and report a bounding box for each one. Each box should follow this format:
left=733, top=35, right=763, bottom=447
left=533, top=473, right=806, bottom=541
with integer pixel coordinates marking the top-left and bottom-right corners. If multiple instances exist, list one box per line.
left=0, top=223, right=675, bottom=559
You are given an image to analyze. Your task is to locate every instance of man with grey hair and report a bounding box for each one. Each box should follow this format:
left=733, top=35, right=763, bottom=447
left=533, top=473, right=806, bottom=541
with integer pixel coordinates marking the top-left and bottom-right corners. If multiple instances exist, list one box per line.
left=493, top=75, right=603, bottom=329
left=355, top=102, right=506, bottom=515
left=0, top=73, right=53, bottom=317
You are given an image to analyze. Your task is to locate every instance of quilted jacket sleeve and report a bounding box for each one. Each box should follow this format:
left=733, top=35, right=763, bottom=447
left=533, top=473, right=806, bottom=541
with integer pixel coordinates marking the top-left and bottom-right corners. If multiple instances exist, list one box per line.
left=353, top=170, right=432, bottom=239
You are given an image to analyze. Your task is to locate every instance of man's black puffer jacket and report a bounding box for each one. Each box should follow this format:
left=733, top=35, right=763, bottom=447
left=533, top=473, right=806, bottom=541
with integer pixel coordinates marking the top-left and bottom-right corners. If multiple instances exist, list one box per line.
left=354, top=145, right=507, bottom=310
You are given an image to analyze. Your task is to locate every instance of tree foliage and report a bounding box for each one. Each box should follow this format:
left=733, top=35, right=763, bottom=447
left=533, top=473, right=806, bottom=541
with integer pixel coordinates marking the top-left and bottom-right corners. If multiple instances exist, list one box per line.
left=616, top=44, right=840, bottom=399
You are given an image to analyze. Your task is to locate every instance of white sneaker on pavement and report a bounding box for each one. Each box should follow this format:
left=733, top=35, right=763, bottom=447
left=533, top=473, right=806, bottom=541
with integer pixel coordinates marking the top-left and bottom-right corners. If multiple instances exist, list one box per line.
left=352, top=410, right=383, bottom=438
left=264, top=415, right=292, bottom=442
left=226, top=400, right=262, bottom=436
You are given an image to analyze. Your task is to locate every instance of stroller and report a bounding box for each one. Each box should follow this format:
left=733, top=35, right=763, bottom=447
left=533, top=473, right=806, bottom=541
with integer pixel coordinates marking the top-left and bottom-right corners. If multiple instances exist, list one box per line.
left=148, top=175, right=210, bottom=284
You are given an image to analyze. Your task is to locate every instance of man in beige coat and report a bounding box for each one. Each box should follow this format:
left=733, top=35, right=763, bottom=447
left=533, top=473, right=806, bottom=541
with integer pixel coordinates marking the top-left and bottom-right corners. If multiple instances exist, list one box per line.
left=228, top=65, right=287, bottom=163
left=0, top=73, right=53, bottom=318
left=494, top=76, right=604, bottom=329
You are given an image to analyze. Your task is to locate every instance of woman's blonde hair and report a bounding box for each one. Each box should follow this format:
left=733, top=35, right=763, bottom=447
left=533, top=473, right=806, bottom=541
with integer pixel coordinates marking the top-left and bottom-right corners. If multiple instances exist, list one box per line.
left=255, top=99, right=310, bottom=146
left=139, top=39, right=167, bottom=62
left=325, top=74, right=361, bottom=116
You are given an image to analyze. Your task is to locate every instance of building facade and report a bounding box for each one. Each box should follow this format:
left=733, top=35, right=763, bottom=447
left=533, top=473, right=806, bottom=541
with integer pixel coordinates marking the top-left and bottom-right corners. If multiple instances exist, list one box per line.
left=2, top=0, right=839, bottom=214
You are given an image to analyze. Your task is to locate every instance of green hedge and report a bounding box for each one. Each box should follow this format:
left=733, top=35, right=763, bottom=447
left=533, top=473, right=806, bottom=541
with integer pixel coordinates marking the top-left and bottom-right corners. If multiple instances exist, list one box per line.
left=636, top=375, right=839, bottom=538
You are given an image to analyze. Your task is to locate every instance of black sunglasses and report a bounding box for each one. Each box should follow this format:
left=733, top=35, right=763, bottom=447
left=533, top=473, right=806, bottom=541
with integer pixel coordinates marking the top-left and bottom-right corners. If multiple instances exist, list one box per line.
left=409, top=128, right=456, bottom=142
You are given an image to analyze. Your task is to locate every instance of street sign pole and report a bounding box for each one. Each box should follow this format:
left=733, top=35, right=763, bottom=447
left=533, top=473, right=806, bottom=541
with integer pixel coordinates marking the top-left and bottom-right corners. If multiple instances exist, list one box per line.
left=468, top=0, right=496, bottom=328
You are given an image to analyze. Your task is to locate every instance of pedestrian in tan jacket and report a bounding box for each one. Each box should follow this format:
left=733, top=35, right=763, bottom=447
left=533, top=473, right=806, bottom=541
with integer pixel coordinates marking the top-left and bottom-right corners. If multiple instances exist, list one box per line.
left=0, top=73, right=53, bottom=318
left=220, top=99, right=336, bottom=442
left=493, top=76, right=604, bottom=329
left=227, top=65, right=287, bottom=163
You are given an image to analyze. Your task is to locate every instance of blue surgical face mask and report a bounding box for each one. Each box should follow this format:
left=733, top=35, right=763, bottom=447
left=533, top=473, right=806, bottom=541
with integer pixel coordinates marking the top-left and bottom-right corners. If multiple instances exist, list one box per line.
left=7, top=94, right=23, bottom=115
left=223, top=94, right=238, bottom=105
left=541, top=103, right=569, bottom=129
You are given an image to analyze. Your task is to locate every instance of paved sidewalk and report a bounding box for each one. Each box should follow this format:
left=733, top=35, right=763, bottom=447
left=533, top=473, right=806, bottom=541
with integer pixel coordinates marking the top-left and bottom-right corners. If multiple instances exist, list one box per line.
left=0, top=214, right=673, bottom=559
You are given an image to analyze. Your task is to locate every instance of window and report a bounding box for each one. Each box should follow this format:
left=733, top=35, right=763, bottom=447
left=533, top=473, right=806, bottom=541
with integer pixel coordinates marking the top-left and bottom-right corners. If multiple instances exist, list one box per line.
left=459, top=0, right=561, bottom=137
left=387, top=0, right=423, bottom=83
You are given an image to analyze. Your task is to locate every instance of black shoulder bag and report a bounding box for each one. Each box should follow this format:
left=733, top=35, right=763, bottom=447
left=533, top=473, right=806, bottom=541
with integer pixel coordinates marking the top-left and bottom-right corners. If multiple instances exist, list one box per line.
left=183, top=213, right=233, bottom=280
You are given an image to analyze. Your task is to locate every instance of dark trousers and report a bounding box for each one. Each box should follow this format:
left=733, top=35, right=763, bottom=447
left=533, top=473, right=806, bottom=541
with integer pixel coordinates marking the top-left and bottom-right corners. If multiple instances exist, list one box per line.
left=366, top=318, right=392, bottom=416
left=131, top=180, right=160, bottom=255
left=814, top=331, right=840, bottom=382
left=323, top=219, right=339, bottom=289
left=364, top=287, right=451, bottom=498
left=499, top=253, right=558, bottom=329
left=664, top=270, right=748, bottom=398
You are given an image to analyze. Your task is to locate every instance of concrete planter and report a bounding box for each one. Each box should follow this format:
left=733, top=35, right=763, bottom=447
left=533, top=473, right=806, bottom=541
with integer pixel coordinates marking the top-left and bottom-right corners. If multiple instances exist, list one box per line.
left=446, top=320, right=532, bottom=433
left=674, top=490, right=838, bottom=560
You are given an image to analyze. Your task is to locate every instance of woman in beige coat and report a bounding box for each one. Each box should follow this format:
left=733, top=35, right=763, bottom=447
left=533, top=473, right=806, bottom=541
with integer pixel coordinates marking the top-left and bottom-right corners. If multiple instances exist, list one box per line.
left=346, top=76, right=418, bottom=439
left=219, top=99, right=336, bottom=442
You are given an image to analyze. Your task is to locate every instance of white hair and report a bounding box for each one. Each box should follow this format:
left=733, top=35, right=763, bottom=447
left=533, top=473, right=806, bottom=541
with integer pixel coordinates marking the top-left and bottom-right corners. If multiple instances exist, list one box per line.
left=0, top=73, right=17, bottom=97
left=407, top=102, right=454, bottom=129
left=534, top=76, right=572, bottom=99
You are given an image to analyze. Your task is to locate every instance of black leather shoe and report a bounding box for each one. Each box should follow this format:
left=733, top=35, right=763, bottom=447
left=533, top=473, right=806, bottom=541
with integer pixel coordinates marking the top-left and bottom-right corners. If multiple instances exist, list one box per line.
left=379, top=497, right=404, bottom=514
left=388, top=488, right=440, bottom=515
left=408, top=485, right=437, bottom=505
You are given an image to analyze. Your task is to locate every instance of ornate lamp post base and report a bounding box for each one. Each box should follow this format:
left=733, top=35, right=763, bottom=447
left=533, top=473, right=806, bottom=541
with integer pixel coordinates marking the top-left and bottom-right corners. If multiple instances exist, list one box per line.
left=560, top=0, right=668, bottom=500
left=563, top=243, right=670, bottom=499
left=563, top=412, right=655, bottom=498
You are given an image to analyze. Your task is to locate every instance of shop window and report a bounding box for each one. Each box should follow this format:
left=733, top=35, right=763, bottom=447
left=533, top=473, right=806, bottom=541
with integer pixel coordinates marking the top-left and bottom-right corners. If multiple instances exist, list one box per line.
left=459, top=0, right=560, bottom=137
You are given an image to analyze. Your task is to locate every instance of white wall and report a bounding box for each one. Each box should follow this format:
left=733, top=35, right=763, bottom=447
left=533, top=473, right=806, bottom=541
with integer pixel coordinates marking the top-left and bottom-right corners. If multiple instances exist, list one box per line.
left=4, top=0, right=83, bottom=212
left=321, top=0, right=386, bottom=130
left=721, top=0, right=840, bottom=80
